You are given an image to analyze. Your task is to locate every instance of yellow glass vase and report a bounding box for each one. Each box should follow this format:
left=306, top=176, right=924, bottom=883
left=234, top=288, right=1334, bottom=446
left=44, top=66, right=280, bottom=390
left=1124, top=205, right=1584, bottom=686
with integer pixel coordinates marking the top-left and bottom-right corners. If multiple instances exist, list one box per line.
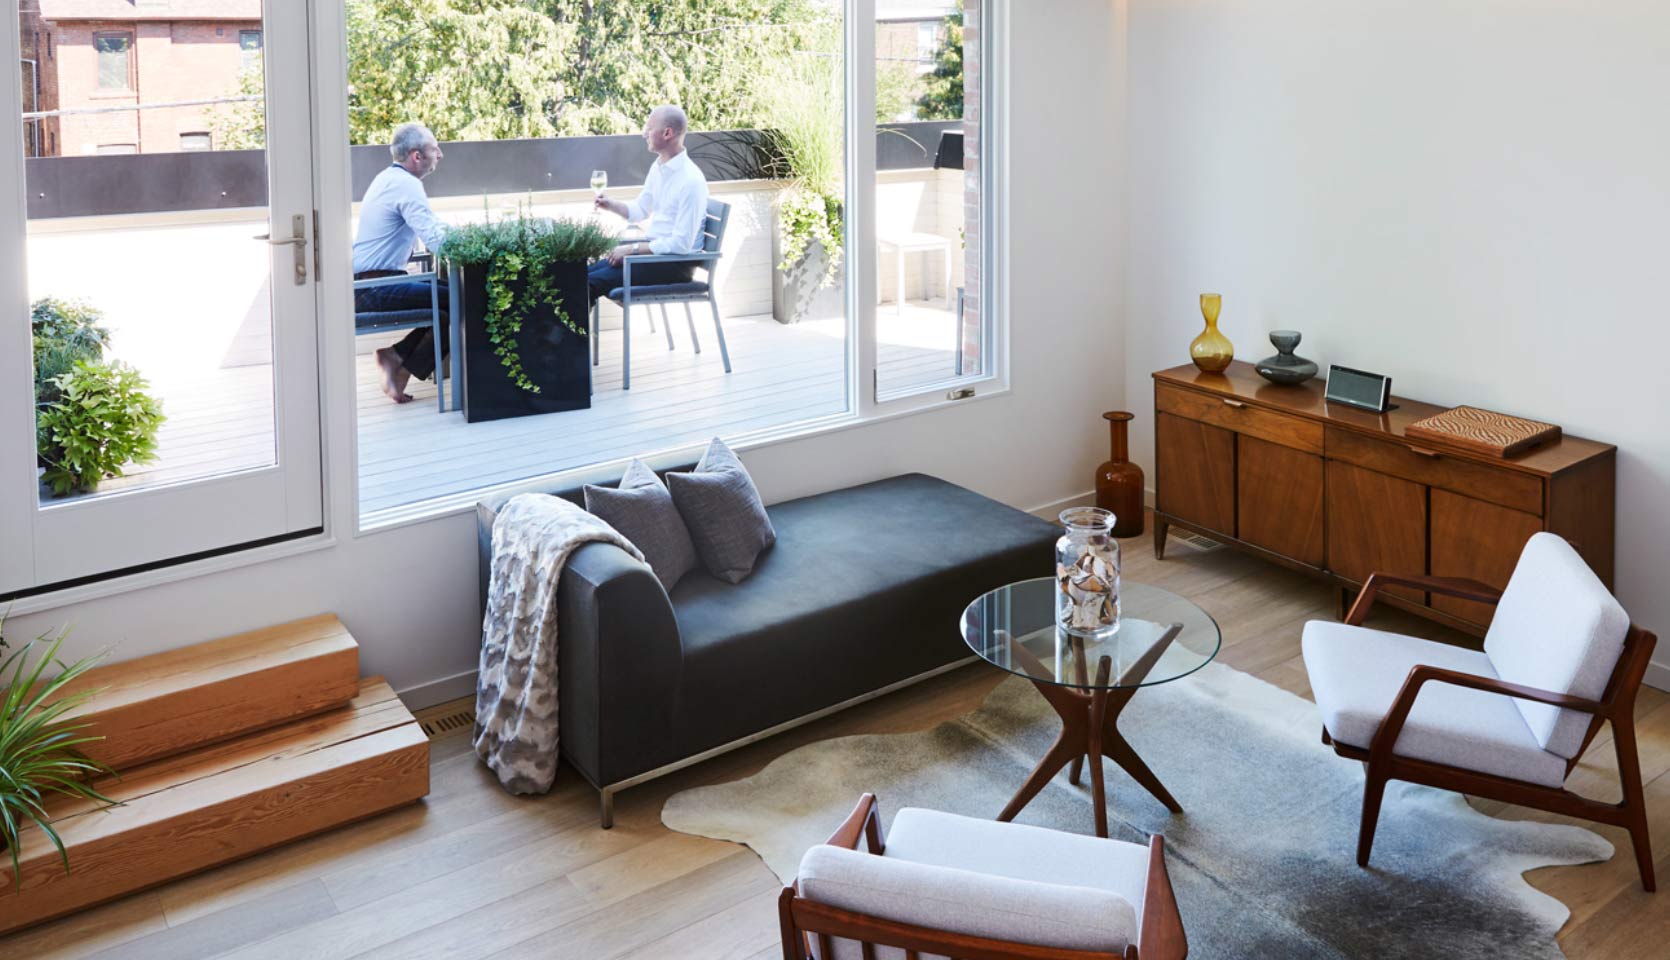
left=1190, top=293, right=1234, bottom=373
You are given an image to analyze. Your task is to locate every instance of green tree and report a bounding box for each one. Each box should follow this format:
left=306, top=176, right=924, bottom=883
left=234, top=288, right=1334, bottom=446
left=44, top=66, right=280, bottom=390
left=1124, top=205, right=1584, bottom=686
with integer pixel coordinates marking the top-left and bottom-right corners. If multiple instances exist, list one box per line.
left=210, top=55, right=266, bottom=150
left=916, top=3, right=963, bottom=121
left=346, top=0, right=832, bottom=145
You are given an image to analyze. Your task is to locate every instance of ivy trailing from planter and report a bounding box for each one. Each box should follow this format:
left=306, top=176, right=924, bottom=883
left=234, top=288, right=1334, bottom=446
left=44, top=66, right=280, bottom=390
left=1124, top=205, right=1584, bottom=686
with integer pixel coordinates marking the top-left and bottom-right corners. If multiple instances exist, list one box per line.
left=439, top=213, right=616, bottom=393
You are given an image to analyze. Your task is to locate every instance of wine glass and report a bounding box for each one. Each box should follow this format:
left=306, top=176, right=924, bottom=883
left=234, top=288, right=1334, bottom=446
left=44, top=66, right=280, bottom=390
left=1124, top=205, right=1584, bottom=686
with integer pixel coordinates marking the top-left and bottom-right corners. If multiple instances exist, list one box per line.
left=590, top=169, right=607, bottom=197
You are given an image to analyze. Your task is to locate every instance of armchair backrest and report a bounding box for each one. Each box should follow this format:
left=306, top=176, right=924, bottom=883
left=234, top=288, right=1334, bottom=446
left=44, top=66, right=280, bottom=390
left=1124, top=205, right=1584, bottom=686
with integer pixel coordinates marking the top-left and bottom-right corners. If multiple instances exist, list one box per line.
left=794, top=844, right=1136, bottom=959
left=702, top=198, right=730, bottom=255
left=1484, top=532, right=1630, bottom=758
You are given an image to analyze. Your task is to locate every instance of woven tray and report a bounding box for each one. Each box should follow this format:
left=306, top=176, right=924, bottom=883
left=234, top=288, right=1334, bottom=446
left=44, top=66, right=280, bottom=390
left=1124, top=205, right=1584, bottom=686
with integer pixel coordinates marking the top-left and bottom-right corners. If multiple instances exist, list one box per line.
left=1404, top=406, right=1561, bottom=458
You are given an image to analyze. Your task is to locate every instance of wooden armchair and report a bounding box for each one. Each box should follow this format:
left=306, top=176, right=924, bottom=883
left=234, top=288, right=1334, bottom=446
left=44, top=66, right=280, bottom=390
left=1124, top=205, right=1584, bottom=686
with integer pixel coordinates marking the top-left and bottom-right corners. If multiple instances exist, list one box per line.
left=778, top=794, right=1187, bottom=960
left=1302, top=532, right=1658, bottom=891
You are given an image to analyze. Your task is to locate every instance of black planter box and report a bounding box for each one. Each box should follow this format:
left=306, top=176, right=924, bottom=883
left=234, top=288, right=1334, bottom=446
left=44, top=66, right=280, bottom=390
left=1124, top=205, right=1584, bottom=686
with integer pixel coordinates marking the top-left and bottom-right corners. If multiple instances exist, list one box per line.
left=456, top=259, right=593, bottom=423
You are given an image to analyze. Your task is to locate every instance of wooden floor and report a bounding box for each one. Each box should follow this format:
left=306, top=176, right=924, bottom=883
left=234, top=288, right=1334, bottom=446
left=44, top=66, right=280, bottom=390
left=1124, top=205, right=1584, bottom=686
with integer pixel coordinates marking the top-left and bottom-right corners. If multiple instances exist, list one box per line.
left=43, top=305, right=962, bottom=520
left=7, top=518, right=1665, bottom=959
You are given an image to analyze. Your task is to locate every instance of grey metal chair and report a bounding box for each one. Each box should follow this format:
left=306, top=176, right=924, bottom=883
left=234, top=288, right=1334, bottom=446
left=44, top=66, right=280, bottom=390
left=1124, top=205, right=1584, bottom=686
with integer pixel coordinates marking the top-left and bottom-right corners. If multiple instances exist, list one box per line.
left=353, top=255, right=455, bottom=412
left=591, top=198, right=734, bottom=391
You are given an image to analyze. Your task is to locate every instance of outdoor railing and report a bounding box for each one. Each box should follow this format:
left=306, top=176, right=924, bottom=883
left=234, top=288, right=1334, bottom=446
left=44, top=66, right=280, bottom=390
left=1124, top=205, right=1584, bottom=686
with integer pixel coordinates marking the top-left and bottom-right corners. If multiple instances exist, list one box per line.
left=23, top=121, right=963, bottom=220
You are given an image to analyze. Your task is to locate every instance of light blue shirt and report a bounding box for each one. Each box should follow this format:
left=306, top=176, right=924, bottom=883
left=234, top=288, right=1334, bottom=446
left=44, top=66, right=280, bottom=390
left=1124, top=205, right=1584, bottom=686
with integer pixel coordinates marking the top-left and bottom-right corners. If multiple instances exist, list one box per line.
left=626, top=150, right=710, bottom=256
left=352, top=165, right=448, bottom=273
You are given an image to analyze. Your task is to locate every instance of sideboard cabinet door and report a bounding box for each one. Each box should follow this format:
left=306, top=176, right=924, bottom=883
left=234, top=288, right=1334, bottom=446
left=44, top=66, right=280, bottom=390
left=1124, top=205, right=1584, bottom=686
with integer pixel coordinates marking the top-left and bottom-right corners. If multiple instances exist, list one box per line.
left=1237, top=435, right=1324, bottom=568
left=1429, top=489, right=1542, bottom=627
left=1325, top=460, right=1428, bottom=602
left=1156, top=411, right=1235, bottom=538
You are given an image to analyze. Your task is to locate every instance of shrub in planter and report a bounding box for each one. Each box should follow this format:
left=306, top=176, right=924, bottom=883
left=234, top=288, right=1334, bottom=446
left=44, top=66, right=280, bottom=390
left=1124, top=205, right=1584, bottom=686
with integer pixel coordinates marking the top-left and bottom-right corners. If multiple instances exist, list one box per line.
left=31, top=297, right=112, bottom=406
left=37, top=360, right=166, bottom=497
left=0, top=619, right=117, bottom=888
left=438, top=212, right=617, bottom=422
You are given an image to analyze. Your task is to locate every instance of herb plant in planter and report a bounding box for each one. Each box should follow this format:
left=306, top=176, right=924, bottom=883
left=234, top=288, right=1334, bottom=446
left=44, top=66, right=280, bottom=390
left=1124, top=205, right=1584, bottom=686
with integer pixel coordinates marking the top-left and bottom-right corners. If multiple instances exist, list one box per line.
left=438, top=212, right=616, bottom=423
left=0, top=621, right=117, bottom=891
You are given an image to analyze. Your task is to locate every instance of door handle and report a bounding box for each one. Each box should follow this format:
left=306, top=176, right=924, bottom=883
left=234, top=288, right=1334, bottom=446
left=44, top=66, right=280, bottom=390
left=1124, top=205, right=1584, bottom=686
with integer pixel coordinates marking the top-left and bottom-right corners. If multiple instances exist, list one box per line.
left=254, top=214, right=308, bottom=285
left=1221, top=398, right=1246, bottom=409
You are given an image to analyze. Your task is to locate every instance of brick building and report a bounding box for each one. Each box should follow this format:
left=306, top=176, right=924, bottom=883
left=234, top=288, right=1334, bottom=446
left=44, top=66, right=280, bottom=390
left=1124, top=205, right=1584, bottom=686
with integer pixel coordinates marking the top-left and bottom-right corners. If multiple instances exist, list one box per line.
left=876, top=0, right=958, bottom=120
left=21, top=0, right=261, bottom=156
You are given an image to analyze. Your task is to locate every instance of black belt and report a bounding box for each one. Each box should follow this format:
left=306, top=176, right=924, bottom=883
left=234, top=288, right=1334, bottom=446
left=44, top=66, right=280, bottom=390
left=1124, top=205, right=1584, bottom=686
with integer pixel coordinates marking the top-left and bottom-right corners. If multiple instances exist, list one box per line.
left=354, top=269, right=405, bottom=281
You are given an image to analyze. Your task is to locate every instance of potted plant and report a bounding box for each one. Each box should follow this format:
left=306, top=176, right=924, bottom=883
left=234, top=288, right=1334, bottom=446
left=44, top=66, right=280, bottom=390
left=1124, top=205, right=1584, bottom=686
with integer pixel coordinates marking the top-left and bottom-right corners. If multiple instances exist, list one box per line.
left=36, top=360, right=165, bottom=498
left=438, top=210, right=616, bottom=423
left=756, top=36, right=846, bottom=325
left=0, top=620, right=118, bottom=892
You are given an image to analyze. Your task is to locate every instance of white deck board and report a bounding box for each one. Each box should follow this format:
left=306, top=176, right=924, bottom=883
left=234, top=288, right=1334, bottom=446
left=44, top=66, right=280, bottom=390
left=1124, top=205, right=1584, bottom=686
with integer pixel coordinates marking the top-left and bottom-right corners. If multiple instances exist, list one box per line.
left=40, top=306, right=963, bottom=515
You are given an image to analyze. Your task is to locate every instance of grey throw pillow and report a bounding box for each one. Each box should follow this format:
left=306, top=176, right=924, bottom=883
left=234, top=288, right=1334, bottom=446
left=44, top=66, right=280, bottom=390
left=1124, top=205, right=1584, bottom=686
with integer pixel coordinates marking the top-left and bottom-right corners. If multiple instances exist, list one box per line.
left=584, top=459, right=697, bottom=591
left=667, top=438, right=777, bottom=584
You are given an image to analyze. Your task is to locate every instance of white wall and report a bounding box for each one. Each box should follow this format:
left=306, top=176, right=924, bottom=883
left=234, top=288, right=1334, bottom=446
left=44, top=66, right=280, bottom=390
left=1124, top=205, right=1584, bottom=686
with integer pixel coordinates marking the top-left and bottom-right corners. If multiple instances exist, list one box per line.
left=8, top=1, right=1128, bottom=707
left=1123, top=1, right=1670, bottom=682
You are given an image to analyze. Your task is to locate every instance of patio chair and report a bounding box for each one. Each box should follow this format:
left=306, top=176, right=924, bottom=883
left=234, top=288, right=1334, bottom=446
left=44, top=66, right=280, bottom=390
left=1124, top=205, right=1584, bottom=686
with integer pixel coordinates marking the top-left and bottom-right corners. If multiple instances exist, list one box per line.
left=590, top=198, right=734, bottom=391
left=1302, top=532, right=1659, bottom=891
left=354, top=255, right=453, bottom=412
left=779, top=794, right=1187, bottom=960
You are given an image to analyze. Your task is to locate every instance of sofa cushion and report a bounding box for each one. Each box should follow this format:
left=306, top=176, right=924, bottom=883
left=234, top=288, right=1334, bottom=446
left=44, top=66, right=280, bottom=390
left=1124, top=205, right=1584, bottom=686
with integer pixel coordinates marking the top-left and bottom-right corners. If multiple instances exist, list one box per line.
left=667, top=438, right=776, bottom=584
left=583, top=459, right=697, bottom=591
left=1484, top=533, right=1629, bottom=759
left=667, top=474, right=1057, bottom=757
left=1302, top=621, right=1568, bottom=787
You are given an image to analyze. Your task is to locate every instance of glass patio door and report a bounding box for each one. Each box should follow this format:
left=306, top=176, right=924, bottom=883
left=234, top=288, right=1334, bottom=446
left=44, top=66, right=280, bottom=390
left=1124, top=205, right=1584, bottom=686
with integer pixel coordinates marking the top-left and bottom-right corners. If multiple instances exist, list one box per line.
left=0, top=1, right=322, bottom=595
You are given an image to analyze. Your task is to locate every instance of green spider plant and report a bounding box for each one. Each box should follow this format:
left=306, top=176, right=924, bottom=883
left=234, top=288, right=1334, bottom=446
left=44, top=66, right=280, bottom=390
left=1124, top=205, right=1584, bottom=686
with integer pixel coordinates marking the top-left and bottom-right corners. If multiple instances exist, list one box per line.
left=0, top=620, right=117, bottom=891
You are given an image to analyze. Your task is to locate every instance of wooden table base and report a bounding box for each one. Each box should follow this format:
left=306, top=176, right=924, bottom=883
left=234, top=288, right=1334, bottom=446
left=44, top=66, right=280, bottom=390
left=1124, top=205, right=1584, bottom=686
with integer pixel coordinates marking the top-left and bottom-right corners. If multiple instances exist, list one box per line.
left=996, top=624, right=1185, bottom=838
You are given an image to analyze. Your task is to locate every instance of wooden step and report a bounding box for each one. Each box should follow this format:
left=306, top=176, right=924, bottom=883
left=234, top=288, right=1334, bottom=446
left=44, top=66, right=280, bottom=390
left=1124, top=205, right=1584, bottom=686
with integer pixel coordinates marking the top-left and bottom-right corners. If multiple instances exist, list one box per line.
left=52, top=613, right=359, bottom=770
left=0, top=677, right=429, bottom=934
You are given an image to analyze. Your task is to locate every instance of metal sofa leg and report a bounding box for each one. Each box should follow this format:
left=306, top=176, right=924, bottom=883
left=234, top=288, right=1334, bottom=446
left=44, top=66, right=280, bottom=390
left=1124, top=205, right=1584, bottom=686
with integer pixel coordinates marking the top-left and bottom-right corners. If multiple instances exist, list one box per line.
left=660, top=304, right=675, bottom=350
left=622, top=296, right=632, bottom=391
left=709, top=292, right=732, bottom=374
left=601, top=787, right=616, bottom=829
left=684, top=301, right=701, bottom=353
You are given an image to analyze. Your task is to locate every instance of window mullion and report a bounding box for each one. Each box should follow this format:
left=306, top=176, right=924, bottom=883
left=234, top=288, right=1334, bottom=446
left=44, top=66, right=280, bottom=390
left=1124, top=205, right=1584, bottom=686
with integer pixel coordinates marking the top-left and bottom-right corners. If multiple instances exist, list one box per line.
left=847, top=0, right=878, bottom=419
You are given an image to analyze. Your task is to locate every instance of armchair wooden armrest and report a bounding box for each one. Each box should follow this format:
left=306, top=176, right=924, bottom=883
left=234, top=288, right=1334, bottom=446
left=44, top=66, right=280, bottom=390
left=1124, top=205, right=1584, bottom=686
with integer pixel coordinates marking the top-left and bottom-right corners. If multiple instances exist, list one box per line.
left=824, top=792, right=884, bottom=854
left=1370, top=665, right=1605, bottom=764
left=1135, top=835, right=1187, bottom=960
left=1344, top=573, right=1503, bottom=625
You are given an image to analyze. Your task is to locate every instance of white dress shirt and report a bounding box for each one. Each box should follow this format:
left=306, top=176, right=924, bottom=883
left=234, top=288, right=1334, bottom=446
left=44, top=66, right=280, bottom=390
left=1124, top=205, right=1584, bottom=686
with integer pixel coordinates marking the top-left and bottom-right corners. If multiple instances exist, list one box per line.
left=352, top=165, right=448, bottom=274
left=626, top=150, right=710, bottom=256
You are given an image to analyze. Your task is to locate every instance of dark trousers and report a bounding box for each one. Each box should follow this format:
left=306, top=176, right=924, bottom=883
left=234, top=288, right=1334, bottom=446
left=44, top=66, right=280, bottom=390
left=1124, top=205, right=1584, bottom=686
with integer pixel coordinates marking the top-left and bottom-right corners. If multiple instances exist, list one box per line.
left=587, top=259, right=695, bottom=305
left=355, top=273, right=449, bottom=381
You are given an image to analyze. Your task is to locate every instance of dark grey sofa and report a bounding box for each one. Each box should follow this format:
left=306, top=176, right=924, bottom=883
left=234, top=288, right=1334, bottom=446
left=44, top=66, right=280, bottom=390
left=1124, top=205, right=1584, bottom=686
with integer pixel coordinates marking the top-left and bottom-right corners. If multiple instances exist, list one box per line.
left=477, top=470, right=1058, bottom=825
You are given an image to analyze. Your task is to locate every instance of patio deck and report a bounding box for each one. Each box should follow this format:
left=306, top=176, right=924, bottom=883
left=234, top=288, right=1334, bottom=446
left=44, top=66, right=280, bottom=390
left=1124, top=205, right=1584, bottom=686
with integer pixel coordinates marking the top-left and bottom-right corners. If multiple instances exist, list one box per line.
left=55, top=304, right=962, bottom=520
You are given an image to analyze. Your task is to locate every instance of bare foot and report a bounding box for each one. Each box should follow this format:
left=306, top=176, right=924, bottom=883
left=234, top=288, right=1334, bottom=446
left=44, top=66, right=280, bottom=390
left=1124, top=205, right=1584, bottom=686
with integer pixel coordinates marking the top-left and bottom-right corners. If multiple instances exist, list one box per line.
left=376, top=347, right=413, bottom=403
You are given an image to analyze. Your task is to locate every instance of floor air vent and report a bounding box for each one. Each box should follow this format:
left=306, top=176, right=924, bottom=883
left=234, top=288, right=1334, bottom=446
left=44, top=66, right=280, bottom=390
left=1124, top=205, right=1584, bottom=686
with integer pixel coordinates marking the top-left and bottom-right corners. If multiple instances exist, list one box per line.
left=420, top=709, right=474, bottom=738
left=1169, top=529, right=1223, bottom=552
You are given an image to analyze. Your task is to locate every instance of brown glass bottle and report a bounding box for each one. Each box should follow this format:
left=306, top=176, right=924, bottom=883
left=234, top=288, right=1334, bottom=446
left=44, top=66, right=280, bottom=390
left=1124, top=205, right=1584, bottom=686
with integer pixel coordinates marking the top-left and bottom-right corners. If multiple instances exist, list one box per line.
left=1094, top=411, right=1145, bottom=538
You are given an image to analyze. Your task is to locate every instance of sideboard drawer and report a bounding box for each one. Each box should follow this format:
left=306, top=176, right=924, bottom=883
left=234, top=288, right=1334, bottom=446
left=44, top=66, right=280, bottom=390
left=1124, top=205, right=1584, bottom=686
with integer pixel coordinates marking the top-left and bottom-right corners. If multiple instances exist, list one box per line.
left=1324, top=427, right=1544, bottom=516
left=1155, top=383, right=1322, bottom=455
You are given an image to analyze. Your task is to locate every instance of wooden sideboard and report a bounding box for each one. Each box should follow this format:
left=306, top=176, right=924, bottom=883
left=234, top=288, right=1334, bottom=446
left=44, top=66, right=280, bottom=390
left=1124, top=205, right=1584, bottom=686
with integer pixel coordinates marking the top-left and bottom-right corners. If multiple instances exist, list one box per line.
left=1151, top=361, right=1616, bottom=635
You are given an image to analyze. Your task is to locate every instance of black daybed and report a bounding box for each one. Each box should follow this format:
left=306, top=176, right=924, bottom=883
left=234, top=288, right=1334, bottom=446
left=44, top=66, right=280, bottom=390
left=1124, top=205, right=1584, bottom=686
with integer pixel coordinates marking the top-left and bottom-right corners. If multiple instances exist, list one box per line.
left=477, top=470, right=1059, bottom=825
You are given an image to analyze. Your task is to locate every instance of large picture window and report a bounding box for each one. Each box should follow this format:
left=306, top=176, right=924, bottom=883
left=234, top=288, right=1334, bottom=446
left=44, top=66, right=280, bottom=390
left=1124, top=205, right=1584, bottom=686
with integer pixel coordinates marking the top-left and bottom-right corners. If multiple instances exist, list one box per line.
left=343, top=0, right=999, bottom=527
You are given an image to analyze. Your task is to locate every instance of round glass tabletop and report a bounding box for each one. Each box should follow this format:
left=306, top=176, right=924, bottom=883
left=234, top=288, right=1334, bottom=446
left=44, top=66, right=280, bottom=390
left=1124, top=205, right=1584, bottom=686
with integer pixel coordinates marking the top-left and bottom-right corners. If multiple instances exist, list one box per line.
left=960, top=578, right=1221, bottom=691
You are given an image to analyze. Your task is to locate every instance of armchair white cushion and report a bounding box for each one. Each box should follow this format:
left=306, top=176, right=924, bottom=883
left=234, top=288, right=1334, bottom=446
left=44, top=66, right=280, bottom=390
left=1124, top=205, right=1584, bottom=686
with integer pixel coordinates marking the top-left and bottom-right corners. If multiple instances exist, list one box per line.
left=796, top=808, right=1148, bottom=959
left=1483, top=532, right=1629, bottom=759
left=1302, top=621, right=1568, bottom=787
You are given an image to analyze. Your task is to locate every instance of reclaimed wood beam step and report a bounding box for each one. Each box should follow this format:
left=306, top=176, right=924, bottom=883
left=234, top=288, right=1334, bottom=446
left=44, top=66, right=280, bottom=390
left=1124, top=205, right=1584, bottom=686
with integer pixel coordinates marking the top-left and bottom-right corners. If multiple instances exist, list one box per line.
left=0, top=677, right=429, bottom=935
left=50, top=613, right=359, bottom=770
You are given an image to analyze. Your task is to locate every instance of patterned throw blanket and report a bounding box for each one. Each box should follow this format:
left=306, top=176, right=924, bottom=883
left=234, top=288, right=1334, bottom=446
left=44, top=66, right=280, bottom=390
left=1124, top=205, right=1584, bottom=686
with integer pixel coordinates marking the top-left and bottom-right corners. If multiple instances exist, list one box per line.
left=475, top=493, right=645, bottom=794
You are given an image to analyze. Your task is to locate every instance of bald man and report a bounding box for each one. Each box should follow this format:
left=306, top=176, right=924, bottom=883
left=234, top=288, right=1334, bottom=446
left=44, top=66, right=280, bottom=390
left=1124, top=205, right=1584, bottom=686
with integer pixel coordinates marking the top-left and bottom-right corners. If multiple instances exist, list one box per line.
left=590, top=105, right=710, bottom=302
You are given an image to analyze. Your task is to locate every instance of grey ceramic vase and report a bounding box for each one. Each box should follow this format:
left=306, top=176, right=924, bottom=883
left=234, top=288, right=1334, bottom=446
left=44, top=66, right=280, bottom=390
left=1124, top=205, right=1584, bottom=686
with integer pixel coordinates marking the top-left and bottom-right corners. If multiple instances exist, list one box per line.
left=1254, top=330, right=1319, bottom=385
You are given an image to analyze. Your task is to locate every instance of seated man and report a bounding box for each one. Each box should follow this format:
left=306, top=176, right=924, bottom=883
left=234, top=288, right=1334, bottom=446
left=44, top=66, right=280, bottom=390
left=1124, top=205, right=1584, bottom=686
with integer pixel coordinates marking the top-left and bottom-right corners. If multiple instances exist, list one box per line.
left=352, top=122, right=449, bottom=404
left=590, top=105, right=710, bottom=302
